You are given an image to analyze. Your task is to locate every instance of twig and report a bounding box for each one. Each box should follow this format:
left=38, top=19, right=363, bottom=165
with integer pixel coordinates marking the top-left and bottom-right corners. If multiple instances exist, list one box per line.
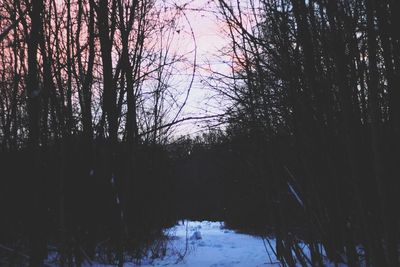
left=139, top=114, right=226, bottom=137
left=263, top=237, right=282, bottom=266
left=261, top=237, right=274, bottom=264
left=175, top=220, right=189, bottom=264
left=0, top=243, right=29, bottom=259
left=79, top=246, right=93, bottom=265
left=0, top=10, right=28, bottom=41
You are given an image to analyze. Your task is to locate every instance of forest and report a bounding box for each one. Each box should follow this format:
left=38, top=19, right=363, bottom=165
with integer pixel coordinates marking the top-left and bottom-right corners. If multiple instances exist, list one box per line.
left=1, top=0, right=400, bottom=266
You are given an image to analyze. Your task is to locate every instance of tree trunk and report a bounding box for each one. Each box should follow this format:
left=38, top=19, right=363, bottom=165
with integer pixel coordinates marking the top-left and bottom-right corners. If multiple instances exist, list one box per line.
left=26, top=0, right=46, bottom=265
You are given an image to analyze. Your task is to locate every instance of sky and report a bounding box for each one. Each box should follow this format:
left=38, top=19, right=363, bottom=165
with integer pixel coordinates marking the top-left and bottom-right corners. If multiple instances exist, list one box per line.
left=170, top=0, right=263, bottom=137
left=52, top=0, right=234, bottom=137
left=166, top=0, right=232, bottom=137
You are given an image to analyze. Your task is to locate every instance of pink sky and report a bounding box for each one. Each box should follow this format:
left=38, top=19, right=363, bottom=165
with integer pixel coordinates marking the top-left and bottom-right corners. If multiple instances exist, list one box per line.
left=170, top=0, right=233, bottom=136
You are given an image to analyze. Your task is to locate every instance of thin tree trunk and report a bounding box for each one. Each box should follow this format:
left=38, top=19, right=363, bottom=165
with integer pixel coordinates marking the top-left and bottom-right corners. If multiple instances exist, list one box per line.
left=26, top=0, right=46, bottom=265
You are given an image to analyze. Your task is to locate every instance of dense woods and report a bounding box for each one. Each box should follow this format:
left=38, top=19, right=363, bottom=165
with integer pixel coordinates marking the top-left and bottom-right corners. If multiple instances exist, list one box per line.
left=207, top=0, right=400, bottom=265
left=1, top=0, right=400, bottom=266
left=0, top=0, right=192, bottom=265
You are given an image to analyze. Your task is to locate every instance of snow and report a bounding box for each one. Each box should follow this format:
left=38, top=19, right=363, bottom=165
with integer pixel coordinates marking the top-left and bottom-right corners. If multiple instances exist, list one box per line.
left=287, top=182, right=304, bottom=208
left=46, top=221, right=348, bottom=266
left=125, top=221, right=279, bottom=266
left=190, top=230, right=202, bottom=240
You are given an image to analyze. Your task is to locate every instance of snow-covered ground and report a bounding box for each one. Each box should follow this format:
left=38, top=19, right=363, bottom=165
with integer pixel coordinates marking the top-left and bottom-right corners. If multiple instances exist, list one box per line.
left=125, top=221, right=349, bottom=267
left=47, top=220, right=349, bottom=266
left=132, top=220, right=280, bottom=267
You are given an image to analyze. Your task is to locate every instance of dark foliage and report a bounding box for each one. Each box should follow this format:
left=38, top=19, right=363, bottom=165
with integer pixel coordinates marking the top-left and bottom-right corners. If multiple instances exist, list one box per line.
left=0, top=139, right=176, bottom=265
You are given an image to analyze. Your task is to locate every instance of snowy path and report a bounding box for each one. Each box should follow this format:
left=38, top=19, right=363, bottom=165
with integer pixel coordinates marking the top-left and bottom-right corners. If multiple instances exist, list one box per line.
left=55, top=220, right=345, bottom=266
left=129, top=221, right=280, bottom=267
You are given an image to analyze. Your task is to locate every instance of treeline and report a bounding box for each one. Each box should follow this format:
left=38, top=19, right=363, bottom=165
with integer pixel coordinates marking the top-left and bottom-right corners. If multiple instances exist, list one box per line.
left=209, top=0, right=400, bottom=265
left=0, top=0, right=192, bottom=265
